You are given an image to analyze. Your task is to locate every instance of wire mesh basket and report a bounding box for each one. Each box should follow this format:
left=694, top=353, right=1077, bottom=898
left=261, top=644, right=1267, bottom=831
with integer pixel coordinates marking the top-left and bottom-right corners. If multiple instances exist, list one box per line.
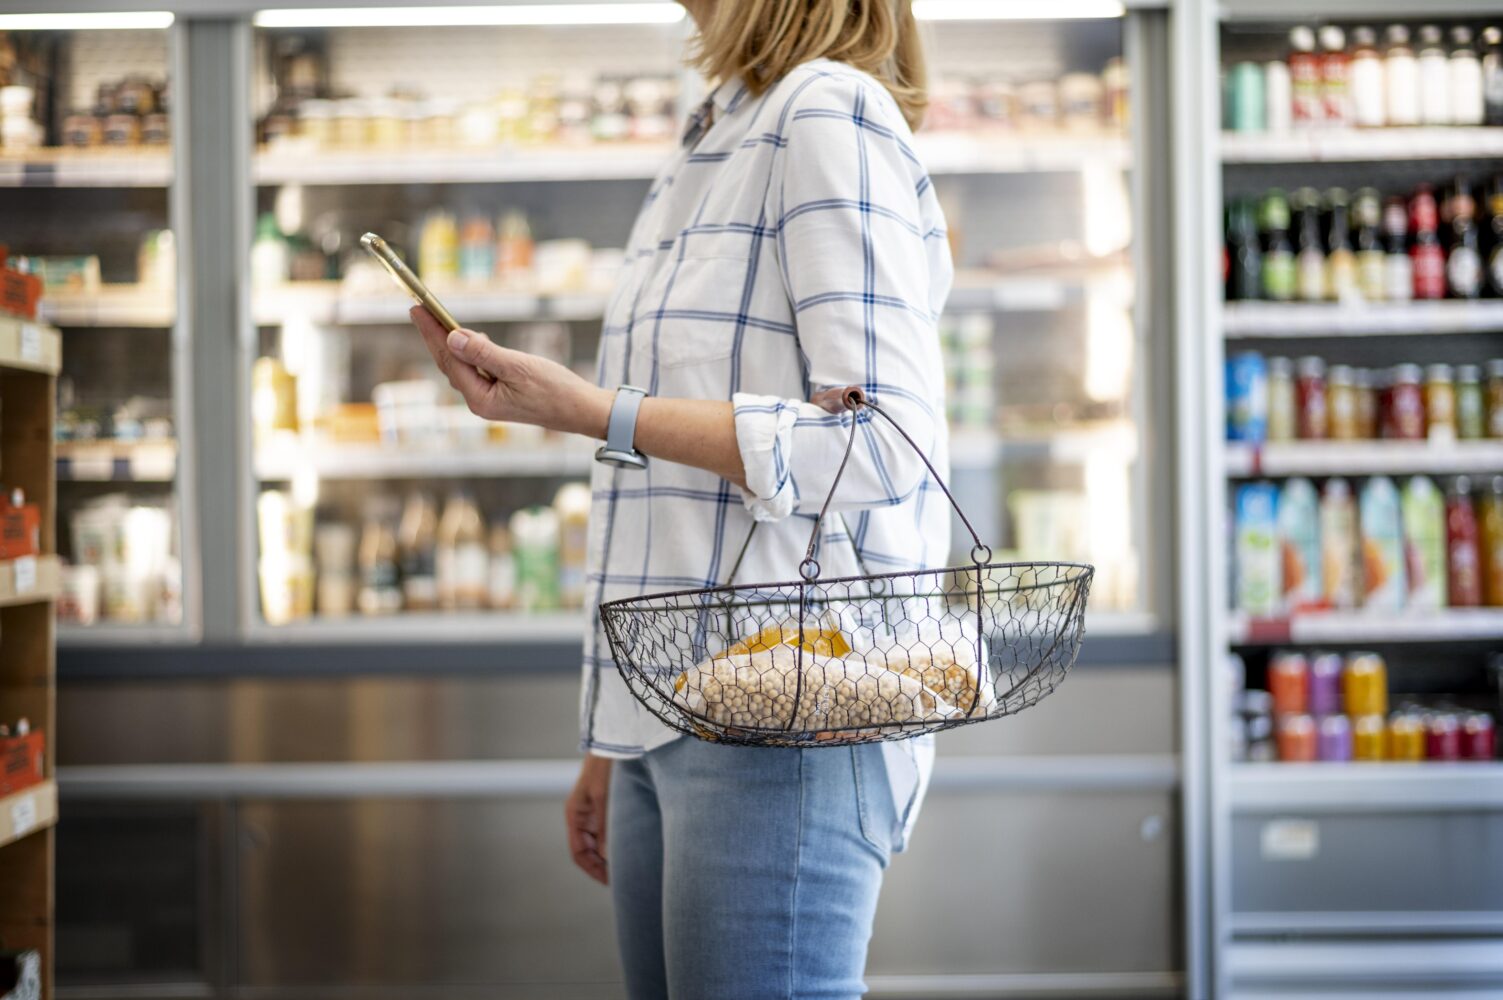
left=599, top=388, right=1094, bottom=748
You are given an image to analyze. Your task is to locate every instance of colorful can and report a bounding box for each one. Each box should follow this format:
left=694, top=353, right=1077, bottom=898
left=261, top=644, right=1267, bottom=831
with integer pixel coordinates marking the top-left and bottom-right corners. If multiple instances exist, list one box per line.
left=1227, top=352, right=1270, bottom=442
left=1385, top=364, right=1426, bottom=440
left=1276, top=713, right=1318, bottom=762
left=1307, top=652, right=1344, bottom=715
left=1386, top=711, right=1426, bottom=761
left=1317, top=713, right=1353, bottom=761
left=1296, top=356, right=1328, bottom=439
left=1343, top=652, right=1389, bottom=717
left=1462, top=712, right=1496, bottom=760
left=1246, top=713, right=1276, bottom=762
left=1268, top=652, right=1310, bottom=716
left=1352, top=713, right=1388, bottom=760
left=1425, top=712, right=1463, bottom=760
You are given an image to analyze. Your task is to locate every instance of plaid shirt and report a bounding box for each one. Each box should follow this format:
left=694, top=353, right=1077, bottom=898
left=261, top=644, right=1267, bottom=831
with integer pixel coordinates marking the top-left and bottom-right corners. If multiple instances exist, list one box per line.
left=581, top=60, right=953, bottom=847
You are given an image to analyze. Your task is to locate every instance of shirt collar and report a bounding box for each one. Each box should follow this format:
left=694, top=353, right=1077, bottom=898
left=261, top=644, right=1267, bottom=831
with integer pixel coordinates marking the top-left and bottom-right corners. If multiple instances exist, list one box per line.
left=681, top=78, right=748, bottom=148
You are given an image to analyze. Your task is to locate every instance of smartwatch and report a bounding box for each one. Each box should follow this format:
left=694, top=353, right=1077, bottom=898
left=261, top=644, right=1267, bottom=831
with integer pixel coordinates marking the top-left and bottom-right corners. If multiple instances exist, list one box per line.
left=595, top=385, right=649, bottom=469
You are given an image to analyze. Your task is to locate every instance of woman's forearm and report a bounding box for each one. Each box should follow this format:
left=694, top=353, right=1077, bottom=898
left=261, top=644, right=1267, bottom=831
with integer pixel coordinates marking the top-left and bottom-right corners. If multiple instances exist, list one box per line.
left=571, top=384, right=747, bottom=488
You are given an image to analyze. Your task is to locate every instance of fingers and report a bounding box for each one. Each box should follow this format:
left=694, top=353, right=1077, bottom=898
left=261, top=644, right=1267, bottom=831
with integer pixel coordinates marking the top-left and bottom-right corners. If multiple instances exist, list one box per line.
left=410, top=305, right=498, bottom=411
left=565, top=790, right=610, bottom=885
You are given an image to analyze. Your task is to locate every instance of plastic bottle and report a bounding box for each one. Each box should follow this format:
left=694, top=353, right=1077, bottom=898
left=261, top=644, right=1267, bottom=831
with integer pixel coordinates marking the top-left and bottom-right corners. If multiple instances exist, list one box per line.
left=357, top=500, right=402, bottom=616
left=250, top=212, right=289, bottom=289
left=458, top=212, right=496, bottom=285
left=1320, top=478, right=1360, bottom=609
left=554, top=482, right=591, bottom=609
left=1446, top=476, right=1483, bottom=607
left=1229, top=61, right=1265, bottom=132
left=1479, top=475, right=1503, bottom=606
left=1457, top=365, right=1486, bottom=439
left=418, top=208, right=459, bottom=284
left=1384, top=25, right=1421, bottom=126
left=1350, top=26, right=1386, bottom=126
left=1401, top=476, right=1447, bottom=610
left=1359, top=476, right=1407, bottom=609
left=1318, top=26, right=1351, bottom=127
left=1264, top=58, right=1293, bottom=133
left=397, top=491, right=438, bottom=611
left=1449, top=26, right=1485, bottom=126
left=1483, top=27, right=1503, bottom=126
left=488, top=522, right=516, bottom=610
left=1290, top=26, right=1323, bottom=128
left=437, top=491, right=489, bottom=610
left=511, top=505, right=561, bottom=611
left=1417, top=25, right=1451, bottom=125
left=1425, top=363, right=1457, bottom=441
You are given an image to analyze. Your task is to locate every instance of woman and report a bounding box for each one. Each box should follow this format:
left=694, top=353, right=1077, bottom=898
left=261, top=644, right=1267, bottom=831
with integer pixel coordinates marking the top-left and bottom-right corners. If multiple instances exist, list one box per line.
left=412, top=1, right=951, bottom=995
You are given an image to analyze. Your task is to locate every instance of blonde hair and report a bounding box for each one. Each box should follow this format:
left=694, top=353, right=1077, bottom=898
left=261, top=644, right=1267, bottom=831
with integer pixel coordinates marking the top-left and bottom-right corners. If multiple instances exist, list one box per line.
left=688, top=0, right=929, bottom=130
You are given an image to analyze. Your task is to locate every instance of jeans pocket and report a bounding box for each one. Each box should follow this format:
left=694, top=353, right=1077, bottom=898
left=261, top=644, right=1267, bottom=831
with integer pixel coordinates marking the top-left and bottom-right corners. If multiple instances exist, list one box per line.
left=850, top=744, right=896, bottom=865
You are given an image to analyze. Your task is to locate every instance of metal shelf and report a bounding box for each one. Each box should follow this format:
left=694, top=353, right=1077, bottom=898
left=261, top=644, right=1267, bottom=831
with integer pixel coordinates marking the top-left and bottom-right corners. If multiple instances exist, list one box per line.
left=253, top=133, right=1130, bottom=187
left=1220, top=0, right=1503, bottom=21
left=1225, top=440, right=1503, bottom=477
left=0, top=782, right=57, bottom=849
left=40, top=287, right=176, bottom=328
left=0, top=316, right=61, bottom=375
left=1223, top=300, right=1503, bottom=338
left=1230, top=763, right=1503, bottom=812
left=255, top=440, right=594, bottom=480
left=1221, top=127, right=1503, bottom=164
left=1228, top=608, right=1503, bottom=645
left=0, top=150, right=172, bottom=188
left=56, top=440, right=177, bottom=483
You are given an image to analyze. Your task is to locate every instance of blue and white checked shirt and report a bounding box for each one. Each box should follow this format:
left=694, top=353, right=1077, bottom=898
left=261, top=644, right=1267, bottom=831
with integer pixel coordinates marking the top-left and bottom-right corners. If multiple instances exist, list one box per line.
left=582, top=59, right=954, bottom=849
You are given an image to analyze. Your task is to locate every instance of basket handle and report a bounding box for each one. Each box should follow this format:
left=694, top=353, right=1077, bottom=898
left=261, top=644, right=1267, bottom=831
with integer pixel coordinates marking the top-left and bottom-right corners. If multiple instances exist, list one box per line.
left=801, top=386, right=990, bottom=581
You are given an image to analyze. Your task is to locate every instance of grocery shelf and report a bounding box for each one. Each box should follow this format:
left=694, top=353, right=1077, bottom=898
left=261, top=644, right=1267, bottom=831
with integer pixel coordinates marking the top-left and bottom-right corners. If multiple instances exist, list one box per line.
left=1228, top=608, right=1503, bottom=645
left=1225, top=440, right=1503, bottom=477
left=254, top=283, right=609, bottom=326
left=41, top=286, right=175, bottom=328
left=253, top=133, right=1130, bottom=187
left=0, top=149, right=172, bottom=188
left=1221, top=127, right=1503, bottom=164
left=1223, top=300, right=1503, bottom=338
left=247, top=610, right=586, bottom=645
left=1230, top=763, right=1503, bottom=813
left=255, top=440, right=594, bottom=480
left=0, top=316, right=62, bottom=375
left=0, top=782, right=57, bottom=850
left=0, top=555, right=60, bottom=608
left=56, top=440, right=177, bottom=483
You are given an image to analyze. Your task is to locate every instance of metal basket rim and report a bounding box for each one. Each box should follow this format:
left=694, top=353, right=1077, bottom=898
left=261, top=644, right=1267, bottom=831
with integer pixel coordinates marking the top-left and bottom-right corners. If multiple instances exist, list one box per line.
left=598, top=559, right=1097, bottom=616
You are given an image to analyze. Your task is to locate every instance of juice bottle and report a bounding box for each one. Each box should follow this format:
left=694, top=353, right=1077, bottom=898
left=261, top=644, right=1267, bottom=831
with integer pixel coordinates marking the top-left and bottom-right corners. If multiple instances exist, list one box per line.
left=1320, top=478, right=1360, bottom=609
left=1235, top=482, right=1282, bottom=616
left=1480, top=475, right=1503, bottom=606
left=1359, top=476, right=1407, bottom=609
left=1278, top=478, right=1323, bottom=611
left=1400, top=476, right=1447, bottom=610
left=1447, top=476, right=1484, bottom=607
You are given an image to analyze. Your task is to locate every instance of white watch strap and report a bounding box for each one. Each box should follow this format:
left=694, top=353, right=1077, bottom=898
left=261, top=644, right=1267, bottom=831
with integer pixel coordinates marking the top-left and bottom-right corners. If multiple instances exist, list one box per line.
left=605, top=385, right=647, bottom=458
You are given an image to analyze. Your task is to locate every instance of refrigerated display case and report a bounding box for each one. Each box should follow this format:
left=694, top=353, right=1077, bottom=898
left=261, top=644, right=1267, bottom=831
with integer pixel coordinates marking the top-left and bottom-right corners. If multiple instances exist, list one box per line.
left=0, top=15, right=194, bottom=644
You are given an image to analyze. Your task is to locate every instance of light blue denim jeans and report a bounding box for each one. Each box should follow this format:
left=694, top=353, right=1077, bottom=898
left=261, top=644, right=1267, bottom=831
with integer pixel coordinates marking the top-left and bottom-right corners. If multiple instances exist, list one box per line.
left=608, top=736, right=899, bottom=1000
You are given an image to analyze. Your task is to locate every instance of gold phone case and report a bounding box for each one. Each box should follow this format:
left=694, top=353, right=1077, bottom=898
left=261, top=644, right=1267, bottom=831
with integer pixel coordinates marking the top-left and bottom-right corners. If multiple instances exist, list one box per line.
left=360, top=232, right=460, bottom=332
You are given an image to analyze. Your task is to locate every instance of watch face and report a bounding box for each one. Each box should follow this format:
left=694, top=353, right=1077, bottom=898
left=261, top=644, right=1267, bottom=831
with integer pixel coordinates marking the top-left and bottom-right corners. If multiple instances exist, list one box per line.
left=595, top=447, right=647, bottom=469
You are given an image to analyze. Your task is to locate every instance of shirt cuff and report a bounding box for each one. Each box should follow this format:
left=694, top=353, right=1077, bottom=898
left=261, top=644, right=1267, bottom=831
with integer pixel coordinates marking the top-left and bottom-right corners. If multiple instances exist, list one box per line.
left=732, top=392, right=802, bottom=521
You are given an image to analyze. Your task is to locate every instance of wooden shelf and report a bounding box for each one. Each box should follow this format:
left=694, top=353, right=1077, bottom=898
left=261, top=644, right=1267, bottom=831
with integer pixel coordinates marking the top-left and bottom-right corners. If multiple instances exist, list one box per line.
left=0, top=316, right=61, bottom=375
left=0, top=555, right=60, bottom=608
left=0, top=781, right=57, bottom=849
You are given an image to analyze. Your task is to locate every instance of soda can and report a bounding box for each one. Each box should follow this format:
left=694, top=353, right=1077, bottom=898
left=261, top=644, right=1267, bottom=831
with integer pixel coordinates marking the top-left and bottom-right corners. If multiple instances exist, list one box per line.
left=1342, top=652, right=1388, bottom=717
left=1276, top=713, right=1318, bottom=762
left=1462, top=712, right=1496, bottom=761
left=1385, top=712, right=1425, bottom=761
left=1425, top=712, right=1462, bottom=761
left=1307, top=652, right=1344, bottom=716
left=1268, top=651, right=1310, bottom=716
left=1317, top=714, right=1353, bottom=761
left=1352, top=713, right=1387, bottom=760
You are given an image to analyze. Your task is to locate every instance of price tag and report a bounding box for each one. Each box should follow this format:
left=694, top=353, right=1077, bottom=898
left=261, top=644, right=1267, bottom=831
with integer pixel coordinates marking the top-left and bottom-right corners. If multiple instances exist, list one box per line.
left=18, top=323, right=42, bottom=364
left=12, top=555, right=37, bottom=594
left=10, top=793, right=37, bottom=837
left=1260, top=818, right=1319, bottom=861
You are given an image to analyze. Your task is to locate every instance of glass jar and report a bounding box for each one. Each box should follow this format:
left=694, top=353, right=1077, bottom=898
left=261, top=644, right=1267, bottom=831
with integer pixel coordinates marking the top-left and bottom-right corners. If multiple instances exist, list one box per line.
left=1327, top=364, right=1359, bottom=439
left=1456, top=364, right=1486, bottom=439
left=1386, top=363, right=1426, bottom=440
left=1425, top=363, right=1457, bottom=441
left=1295, top=355, right=1328, bottom=439
left=1354, top=367, right=1379, bottom=438
left=1267, top=356, right=1297, bottom=441
left=1487, top=359, right=1503, bottom=438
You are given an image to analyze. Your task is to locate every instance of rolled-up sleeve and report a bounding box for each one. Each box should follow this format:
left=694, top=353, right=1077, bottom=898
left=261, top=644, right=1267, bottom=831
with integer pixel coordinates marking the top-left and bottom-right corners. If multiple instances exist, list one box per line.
left=734, top=73, right=951, bottom=522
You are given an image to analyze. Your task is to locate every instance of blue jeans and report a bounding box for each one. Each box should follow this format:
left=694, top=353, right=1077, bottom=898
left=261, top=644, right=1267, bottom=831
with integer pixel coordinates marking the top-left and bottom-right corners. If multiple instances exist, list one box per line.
left=608, top=736, right=899, bottom=1000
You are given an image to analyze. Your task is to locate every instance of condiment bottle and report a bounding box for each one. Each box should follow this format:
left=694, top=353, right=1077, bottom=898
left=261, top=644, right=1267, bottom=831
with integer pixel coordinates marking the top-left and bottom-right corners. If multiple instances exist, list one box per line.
left=1488, top=359, right=1503, bottom=437
left=1264, top=57, right=1293, bottom=133
left=1409, top=185, right=1447, bottom=300
left=1294, top=188, right=1326, bottom=302
left=1267, top=356, right=1297, bottom=441
left=1260, top=190, right=1297, bottom=301
left=1289, top=26, right=1323, bottom=128
left=1384, top=25, right=1421, bottom=126
left=1382, top=195, right=1413, bottom=301
left=1355, top=367, right=1380, bottom=438
left=1417, top=25, right=1452, bottom=125
left=437, top=490, right=490, bottom=610
left=1443, top=177, right=1483, bottom=299
left=1446, top=476, right=1483, bottom=607
left=1457, top=365, right=1486, bottom=440
left=1425, top=363, right=1457, bottom=441
left=1353, top=188, right=1386, bottom=300
left=1327, top=364, right=1359, bottom=439
left=1480, top=475, right=1503, bottom=606
left=1387, top=363, right=1426, bottom=440
left=1449, top=26, right=1485, bottom=126
left=1484, top=27, right=1503, bottom=126
left=1295, top=355, right=1328, bottom=438
left=1350, top=26, right=1386, bottom=127
left=1324, top=188, right=1358, bottom=300
left=1318, top=25, right=1351, bottom=126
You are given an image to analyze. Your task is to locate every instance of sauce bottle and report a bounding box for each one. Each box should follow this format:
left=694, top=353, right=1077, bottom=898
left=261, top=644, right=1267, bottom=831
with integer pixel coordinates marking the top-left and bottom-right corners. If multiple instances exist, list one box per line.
left=1450, top=26, right=1485, bottom=126
left=1294, top=188, right=1327, bottom=302
left=1324, top=188, right=1358, bottom=301
left=1295, top=355, right=1328, bottom=438
left=437, top=490, right=490, bottom=610
left=1289, top=26, right=1323, bottom=128
left=1417, top=25, right=1452, bottom=125
left=1267, top=356, right=1297, bottom=441
left=1446, top=476, right=1483, bottom=607
left=1484, top=27, right=1503, bottom=126
left=1384, top=25, right=1421, bottom=126
left=1425, top=363, right=1457, bottom=441
left=1318, top=25, right=1350, bottom=127
left=1382, top=195, right=1413, bottom=301
left=1409, top=185, right=1447, bottom=300
left=1443, top=177, right=1483, bottom=299
left=1457, top=365, right=1486, bottom=439
left=1327, top=364, right=1359, bottom=439
left=1260, top=190, right=1297, bottom=301
left=1350, top=26, right=1386, bottom=127
left=1353, top=187, right=1386, bottom=300
left=1488, top=359, right=1503, bottom=437
left=1479, top=475, right=1503, bottom=606
left=1355, top=367, right=1380, bottom=438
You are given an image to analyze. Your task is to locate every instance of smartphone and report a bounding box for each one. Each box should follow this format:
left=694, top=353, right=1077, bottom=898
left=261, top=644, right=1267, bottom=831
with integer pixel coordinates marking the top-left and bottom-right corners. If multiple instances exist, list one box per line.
left=360, top=232, right=460, bottom=331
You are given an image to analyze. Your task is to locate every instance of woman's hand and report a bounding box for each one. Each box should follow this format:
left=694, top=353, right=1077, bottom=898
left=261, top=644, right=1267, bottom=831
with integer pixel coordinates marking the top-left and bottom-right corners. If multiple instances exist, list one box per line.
left=565, top=754, right=613, bottom=885
left=411, top=305, right=612, bottom=438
